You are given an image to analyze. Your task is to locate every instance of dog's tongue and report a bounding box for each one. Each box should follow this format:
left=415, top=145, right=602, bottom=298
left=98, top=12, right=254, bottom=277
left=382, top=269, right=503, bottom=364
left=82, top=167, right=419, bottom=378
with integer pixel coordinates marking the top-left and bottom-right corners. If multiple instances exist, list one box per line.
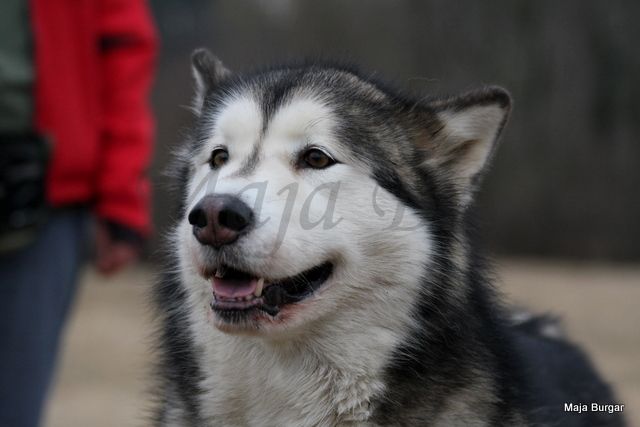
left=212, top=277, right=258, bottom=298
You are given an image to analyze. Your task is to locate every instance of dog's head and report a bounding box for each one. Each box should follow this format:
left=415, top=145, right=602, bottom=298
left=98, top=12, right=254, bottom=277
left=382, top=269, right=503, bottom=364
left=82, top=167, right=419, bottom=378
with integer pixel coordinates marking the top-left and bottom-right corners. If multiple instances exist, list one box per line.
left=174, top=49, right=510, bottom=336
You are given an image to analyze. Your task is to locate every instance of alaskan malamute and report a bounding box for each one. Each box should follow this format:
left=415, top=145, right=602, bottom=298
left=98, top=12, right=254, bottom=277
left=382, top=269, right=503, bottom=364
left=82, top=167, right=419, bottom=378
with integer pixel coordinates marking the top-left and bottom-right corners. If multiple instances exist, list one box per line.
left=153, top=49, right=625, bottom=426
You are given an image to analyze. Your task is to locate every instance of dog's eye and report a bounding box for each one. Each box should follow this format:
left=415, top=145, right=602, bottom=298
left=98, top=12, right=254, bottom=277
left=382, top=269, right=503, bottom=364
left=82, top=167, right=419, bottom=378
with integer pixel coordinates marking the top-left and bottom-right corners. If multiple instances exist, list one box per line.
left=210, top=148, right=229, bottom=169
left=302, top=148, right=336, bottom=169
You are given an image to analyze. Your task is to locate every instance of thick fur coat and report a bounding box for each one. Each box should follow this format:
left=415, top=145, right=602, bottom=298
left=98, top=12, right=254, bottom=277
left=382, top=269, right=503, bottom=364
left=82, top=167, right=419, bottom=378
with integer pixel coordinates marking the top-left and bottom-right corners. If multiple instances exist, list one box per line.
left=152, top=50, right=625, bottom=427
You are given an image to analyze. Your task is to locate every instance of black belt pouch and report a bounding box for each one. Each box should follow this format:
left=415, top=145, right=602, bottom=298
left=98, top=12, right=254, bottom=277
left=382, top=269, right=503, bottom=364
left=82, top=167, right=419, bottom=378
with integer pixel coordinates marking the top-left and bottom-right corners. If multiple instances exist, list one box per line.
left=0, top=132, right=50, bottom=254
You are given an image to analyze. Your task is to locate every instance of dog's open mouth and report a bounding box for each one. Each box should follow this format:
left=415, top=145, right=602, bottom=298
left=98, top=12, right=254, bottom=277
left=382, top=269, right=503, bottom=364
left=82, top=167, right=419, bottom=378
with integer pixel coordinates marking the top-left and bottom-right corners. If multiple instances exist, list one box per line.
left=208, top=262, right=333, bottom=317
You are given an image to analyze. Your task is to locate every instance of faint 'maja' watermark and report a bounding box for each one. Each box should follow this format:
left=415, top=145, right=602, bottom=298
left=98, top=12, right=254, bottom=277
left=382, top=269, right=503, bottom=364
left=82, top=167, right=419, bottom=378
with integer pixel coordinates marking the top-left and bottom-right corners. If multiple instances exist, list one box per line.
left=186, top=170, right=422, bottom=254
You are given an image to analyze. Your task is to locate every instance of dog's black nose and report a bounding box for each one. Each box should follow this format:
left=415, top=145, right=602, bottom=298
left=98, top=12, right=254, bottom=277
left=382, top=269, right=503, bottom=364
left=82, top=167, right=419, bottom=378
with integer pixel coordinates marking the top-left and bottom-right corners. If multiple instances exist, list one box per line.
left=188, top=195, right=253, bottom=248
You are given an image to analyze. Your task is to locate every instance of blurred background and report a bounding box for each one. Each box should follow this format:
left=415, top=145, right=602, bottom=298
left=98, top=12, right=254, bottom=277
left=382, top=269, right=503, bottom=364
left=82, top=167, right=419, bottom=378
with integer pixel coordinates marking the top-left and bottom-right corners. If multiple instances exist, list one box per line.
left=44, top=1, right=639, bottom=426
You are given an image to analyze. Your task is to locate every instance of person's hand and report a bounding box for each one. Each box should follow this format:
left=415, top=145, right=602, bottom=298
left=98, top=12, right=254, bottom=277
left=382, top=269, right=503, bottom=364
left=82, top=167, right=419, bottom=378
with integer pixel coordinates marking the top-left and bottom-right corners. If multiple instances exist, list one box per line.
left=95, top=220, right=142, bottom=276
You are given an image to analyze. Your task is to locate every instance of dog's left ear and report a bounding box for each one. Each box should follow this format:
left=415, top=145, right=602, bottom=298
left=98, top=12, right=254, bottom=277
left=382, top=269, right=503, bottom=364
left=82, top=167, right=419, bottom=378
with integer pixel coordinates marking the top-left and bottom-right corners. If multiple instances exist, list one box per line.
left=191, top=48, right=231, bottom=114
left=418, top=86, right=511, bottom=206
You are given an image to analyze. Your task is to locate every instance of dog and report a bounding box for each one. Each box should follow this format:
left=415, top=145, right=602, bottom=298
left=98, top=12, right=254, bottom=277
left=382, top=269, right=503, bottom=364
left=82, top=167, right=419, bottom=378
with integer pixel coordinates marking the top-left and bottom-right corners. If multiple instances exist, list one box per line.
left=152, top=49, right=625, bottom=426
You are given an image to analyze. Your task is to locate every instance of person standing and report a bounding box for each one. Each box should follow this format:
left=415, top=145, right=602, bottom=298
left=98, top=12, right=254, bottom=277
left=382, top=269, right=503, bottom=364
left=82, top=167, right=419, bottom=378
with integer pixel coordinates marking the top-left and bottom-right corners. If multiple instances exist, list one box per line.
left=0, top=1, right=157, bottom=426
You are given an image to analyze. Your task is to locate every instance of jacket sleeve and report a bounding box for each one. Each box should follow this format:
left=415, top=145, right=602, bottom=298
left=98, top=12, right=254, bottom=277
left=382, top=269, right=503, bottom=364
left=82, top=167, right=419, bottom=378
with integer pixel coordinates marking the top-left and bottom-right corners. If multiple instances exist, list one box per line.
left=95, top=0, right=157, bottom=236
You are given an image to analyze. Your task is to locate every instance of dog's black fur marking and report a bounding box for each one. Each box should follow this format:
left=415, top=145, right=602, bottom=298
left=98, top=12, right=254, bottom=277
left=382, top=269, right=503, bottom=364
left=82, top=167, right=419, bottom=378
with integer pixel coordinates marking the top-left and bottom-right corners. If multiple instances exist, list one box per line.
left=152, top=269, right=206, bottom=426
left=153, top=148, right=206, bottom=425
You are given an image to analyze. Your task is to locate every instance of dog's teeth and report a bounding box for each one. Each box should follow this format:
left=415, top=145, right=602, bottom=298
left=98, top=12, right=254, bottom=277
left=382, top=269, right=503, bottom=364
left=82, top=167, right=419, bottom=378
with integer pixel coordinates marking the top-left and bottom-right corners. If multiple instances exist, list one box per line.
left=214, top=266, right=226, bottom=278
left=254, top=278, right=264, bottom=297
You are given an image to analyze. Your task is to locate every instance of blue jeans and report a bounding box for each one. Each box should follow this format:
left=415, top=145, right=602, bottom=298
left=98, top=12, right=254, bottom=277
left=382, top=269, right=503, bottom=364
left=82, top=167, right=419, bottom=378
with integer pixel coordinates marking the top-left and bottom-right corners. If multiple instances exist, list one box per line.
left=0, top=209, right=87, bottom=427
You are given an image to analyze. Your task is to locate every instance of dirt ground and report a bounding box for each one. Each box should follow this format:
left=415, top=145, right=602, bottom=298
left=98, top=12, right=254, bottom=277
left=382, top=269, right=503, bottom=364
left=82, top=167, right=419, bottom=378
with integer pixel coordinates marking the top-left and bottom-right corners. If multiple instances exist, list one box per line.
left=44, top=259, right=640, bottom=427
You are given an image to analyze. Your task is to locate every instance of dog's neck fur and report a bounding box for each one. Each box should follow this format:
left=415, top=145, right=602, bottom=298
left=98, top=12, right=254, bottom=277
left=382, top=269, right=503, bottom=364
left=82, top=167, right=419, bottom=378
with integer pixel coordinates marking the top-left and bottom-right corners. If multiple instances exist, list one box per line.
left=201, top=335, right=384, bottom=425
left=189, top=290, right=414, bottom=426
left=182, top=239, right=519, bottom=427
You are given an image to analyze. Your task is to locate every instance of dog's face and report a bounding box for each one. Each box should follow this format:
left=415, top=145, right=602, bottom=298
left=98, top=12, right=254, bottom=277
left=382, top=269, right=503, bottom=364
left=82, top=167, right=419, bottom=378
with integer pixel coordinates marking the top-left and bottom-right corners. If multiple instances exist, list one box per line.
left=175, top=50, right=510, bottom=337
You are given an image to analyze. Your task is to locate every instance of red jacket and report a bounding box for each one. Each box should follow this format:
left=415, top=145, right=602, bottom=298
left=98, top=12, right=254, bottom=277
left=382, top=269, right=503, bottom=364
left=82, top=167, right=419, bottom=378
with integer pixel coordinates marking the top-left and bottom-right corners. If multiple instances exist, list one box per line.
left=31, top=0, right=157, bottom=235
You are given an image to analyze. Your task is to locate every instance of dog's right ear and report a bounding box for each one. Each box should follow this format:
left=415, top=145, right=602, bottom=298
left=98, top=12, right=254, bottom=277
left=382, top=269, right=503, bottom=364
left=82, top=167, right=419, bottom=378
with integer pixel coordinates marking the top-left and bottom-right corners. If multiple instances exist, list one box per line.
left=191, top=48, right=231, bottom=114
left=415, top=87, right=511, bottom=208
